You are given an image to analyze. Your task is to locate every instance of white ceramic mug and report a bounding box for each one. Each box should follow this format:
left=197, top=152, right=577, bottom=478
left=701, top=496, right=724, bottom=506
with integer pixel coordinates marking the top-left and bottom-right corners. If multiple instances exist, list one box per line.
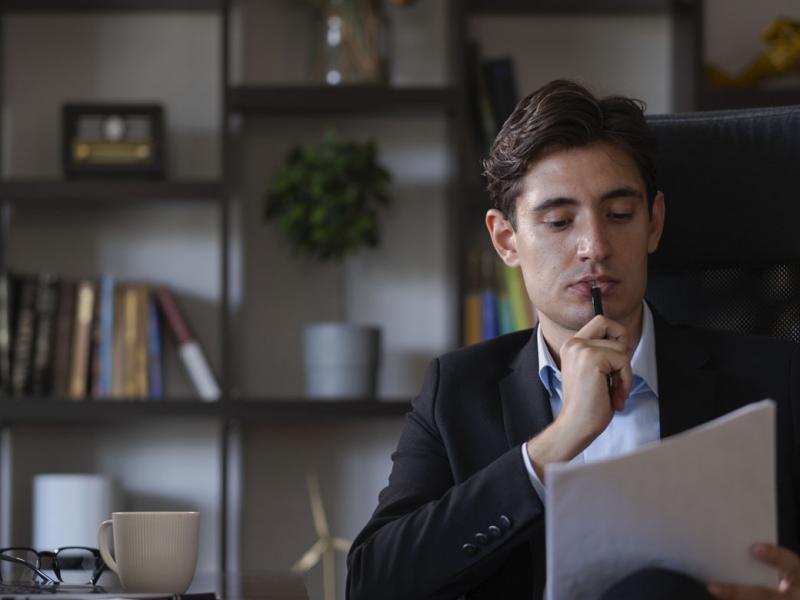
left=97, top=511, right=200, bottom=593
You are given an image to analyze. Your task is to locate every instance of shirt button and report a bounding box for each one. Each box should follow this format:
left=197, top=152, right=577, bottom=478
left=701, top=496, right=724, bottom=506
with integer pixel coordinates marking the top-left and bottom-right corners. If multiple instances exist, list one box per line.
left=474, top=533, right=488, bottom=545
left=499, top=515, right=512, bottom=530
left=487, top=525, right=502, bottom=539
left=462, top=543, right=478, bottom=556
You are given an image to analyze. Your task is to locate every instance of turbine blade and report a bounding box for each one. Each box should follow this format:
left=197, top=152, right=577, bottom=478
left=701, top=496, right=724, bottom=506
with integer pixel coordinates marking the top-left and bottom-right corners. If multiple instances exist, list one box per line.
left=306, top=472, right=331, bottom=538
left=291, top=539, right=326, bottom=573
left=332, top=537, right=352, bottom=552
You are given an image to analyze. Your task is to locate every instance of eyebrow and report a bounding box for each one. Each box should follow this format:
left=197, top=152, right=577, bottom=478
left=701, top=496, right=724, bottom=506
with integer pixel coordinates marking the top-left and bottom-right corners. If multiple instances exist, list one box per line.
left=531, top=186, right=645, bottom=213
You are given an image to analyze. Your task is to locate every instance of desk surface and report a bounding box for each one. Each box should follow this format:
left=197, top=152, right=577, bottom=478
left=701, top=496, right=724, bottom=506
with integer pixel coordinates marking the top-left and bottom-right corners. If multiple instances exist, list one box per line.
left=188, top=572, right=308, bottom=600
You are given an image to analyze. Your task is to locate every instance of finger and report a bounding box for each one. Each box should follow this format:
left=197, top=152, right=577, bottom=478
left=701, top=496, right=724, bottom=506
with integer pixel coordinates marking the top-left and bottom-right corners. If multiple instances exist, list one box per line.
left=707, top=581, right=775, bottom=599
left=574, top=315, right=629, bottom=347
left=751, top=543, right=800, bottom=580
left=611, top=363, right=633, bottom=411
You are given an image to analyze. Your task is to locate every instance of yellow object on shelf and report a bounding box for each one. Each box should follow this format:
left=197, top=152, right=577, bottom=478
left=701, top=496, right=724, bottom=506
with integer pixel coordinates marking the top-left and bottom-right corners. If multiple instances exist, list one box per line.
left=706, top=17, right=800, bottom=88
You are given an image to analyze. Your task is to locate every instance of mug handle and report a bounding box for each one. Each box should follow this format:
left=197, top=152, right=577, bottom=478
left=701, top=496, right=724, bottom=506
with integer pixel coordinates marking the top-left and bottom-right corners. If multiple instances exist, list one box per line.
left=97, top=519, right=119, bottom=574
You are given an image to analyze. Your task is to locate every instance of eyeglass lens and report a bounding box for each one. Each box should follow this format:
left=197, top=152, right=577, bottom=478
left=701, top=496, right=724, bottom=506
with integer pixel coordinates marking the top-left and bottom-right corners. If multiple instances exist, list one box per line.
left=0, top=549, right=39, bottom=583
left=43, top=548, right=99, bottom=585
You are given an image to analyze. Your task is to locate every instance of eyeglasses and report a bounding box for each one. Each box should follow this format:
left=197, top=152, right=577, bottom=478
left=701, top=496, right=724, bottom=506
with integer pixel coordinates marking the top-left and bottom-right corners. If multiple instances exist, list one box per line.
left=0, top=547, right=106, bottom=587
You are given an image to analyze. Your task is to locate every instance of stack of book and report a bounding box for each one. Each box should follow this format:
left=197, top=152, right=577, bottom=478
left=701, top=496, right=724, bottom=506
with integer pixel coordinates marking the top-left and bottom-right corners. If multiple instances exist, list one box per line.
left=462, top=251, right=536, bottom=347
left=0, top=273, right=219, bottom=401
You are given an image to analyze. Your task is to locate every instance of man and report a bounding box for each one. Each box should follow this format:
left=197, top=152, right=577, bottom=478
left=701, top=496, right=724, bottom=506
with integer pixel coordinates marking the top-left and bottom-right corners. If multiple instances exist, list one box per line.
left=346, top=80, right=800, bottom=599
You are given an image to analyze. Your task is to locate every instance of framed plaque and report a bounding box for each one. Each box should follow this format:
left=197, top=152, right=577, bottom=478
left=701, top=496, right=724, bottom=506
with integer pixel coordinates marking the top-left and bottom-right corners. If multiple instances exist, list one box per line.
left=62, top=103, right=165, bottom=179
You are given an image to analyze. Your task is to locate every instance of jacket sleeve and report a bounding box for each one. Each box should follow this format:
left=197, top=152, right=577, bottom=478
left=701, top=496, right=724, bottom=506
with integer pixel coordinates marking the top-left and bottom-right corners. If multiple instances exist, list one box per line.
left=346, top=358, right=546, bottom=600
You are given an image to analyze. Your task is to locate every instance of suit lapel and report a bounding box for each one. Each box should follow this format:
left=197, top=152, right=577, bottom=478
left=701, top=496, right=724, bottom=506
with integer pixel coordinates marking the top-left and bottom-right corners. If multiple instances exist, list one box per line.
left=653, top=310, right=718, bottom=438
left=498, top=331, right=554, bottom=449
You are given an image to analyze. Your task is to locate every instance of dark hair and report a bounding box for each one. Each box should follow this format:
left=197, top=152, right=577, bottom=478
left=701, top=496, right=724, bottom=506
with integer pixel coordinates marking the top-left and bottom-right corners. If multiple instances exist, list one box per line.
left=482, top=79, right=657, bottom=227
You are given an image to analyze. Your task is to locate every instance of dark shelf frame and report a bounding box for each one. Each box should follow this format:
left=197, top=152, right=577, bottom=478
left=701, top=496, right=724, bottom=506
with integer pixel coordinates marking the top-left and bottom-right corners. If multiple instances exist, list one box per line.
left=467, top=0, right=675, bottom=15
left=0, top=398, right=411, bottom=424
left=0, top=179, right=223, bottom=205
left=1, top=1, right=221, bottom=12
left=228, top=85, right=458, bottom=117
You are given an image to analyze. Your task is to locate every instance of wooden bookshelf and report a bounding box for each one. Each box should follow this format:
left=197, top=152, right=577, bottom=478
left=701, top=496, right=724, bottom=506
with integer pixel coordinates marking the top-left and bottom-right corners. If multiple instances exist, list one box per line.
left=1, top=0, right=220, bottom=12
left=0, top=179, right=223, bottom=205
left=0, top=398, right=411, bottom=424
left=227, top=85, right=458, bottom=117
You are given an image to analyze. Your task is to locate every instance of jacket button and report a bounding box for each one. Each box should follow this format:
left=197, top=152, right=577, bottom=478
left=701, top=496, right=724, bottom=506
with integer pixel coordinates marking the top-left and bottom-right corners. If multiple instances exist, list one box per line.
left=462, top=543, right=478, bottom=556
left=487, top=525, right=501, bottom=539
left=499, top=515, right=512, bottom=530
left=474, top=533, right=488, bottom=545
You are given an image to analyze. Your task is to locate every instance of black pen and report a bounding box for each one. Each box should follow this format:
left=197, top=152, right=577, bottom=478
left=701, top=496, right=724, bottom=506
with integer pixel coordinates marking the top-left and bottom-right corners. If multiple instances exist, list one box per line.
left=591, top=281, right=614, bottom=399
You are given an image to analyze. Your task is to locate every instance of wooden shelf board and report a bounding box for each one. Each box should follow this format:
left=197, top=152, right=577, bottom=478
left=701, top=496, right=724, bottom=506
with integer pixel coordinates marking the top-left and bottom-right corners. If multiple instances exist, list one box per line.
left=227, top=85, right=458, bottom=117
left=0, top=397, right=410, bottom=423
left=2, top=0, right=220, bottom=12
left=0, top=179, right=223, bottom=205
left=225, top=398, right=411, bottom=419
left=467, top=0, right=677, bottom=15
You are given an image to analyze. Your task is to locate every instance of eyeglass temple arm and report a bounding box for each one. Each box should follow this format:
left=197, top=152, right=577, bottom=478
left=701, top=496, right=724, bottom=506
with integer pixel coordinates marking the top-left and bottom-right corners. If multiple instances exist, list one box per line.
left=0, top=553, right=58, bottom=584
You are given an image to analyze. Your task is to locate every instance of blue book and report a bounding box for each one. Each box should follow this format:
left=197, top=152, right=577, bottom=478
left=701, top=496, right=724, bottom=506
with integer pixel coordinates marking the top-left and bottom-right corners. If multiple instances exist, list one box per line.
left=98, top=275, right=115, bottom=397
left=480, top=289, right=499, bottom=340
left=147, top=294, right=163, bottom=400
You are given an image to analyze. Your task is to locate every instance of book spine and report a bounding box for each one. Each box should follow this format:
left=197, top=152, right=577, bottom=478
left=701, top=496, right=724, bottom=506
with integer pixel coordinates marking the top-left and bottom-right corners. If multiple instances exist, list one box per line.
left=51, top=281, right=76, bottom=398
left=503, top=265, right=533, bottom=331
left=111, top=286, right=126, bottom=398
left=11, top=277, right=37, bottom=397
left=147, top=292, right=163, bottom=400
left=134, top=286, right=149, bottom=399
left=123, top=286, right=139, bottom=398
left=480, top=289, right=499, bottom=340
left=97, top=275, right=115, bottom=397
left=178, top=342, right=220, bottom=401
left=155, top=288, right=219, bottom=401
left=31, top=274, right=58, bottom=397
left=68, top=280, right=96, bottom=400
left=0, top=274, right=12, bottom=396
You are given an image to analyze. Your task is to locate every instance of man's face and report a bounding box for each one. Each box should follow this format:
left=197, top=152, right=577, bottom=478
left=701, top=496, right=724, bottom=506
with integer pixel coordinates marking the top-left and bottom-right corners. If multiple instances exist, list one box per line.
left=487, top=141, right=665, bottom=342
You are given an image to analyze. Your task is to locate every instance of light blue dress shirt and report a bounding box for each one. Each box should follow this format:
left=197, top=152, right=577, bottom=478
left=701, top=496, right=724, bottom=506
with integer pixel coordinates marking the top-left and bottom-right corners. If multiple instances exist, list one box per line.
left=521, top=302, right=661, bottom=503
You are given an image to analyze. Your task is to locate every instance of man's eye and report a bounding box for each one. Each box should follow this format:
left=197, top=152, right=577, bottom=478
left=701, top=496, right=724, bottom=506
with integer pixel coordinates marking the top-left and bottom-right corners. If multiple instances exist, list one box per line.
left=609, top=212, right=633, bottom=221
left=544, top=219, right=571, bottom=230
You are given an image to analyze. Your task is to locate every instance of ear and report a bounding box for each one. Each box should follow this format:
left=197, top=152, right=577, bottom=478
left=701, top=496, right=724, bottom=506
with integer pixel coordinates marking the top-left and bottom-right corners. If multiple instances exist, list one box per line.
left=647, top=191, right=665, bottom=254
left=486, top=209, right=520, bottom=267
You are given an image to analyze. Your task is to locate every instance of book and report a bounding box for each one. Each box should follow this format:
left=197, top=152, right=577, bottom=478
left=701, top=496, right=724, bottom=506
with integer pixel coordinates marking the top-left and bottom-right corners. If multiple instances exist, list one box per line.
left=154, top=288, right=220, bottom=401
left=0, top=273, right=12, bottom=395
left=503, top=265, right=534, bottom=331
left=111, top=285, right=126, bottom=398
left=96, top=275, right=115, bottom=398
left=147, top=294, right=163, bottom=400
left=462, top=251, right=482, bottom=346
left=479, top=252, right=499, bottom=340
left=122, top=285, right=149, bottom=398
left=51, top=280, right=76, bottom=398
left=68, top=280, right=96, bottom=400
left=31, top=274, right=58, bottom=397
left=11, top=276, right=37, bottom=397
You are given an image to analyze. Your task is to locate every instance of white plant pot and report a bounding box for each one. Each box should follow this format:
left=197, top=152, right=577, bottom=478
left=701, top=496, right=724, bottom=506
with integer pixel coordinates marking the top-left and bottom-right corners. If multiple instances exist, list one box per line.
left=303, top=322, right=380, bottom=399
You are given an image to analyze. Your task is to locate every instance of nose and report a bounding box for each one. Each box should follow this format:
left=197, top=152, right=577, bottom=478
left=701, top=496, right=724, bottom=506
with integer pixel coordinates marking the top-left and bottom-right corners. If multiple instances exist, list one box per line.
left=576, top=216, right=612, bottom=263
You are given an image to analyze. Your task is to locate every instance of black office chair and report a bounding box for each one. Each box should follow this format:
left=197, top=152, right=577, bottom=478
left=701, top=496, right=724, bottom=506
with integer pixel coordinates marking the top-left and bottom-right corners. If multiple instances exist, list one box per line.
left=645, top=105, right=800, bottom=344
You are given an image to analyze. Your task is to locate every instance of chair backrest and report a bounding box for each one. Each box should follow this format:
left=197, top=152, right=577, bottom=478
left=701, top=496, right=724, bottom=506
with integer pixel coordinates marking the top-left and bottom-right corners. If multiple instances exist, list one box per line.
left=645, top=105, right=800, bottom=343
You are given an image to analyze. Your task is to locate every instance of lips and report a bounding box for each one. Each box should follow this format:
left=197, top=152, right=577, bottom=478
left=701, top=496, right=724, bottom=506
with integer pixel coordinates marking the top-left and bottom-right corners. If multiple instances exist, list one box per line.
left=568, top=277, right=619, bottom=298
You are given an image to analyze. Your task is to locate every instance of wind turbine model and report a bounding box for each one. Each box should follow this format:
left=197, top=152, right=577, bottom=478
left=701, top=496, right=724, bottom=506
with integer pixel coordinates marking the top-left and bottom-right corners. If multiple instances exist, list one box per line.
left=292, top=473, right=352, bottom=600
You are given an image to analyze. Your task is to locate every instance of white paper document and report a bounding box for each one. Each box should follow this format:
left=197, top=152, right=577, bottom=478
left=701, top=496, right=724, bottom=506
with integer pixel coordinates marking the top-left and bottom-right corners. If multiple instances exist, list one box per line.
left=545, top=400, right=777, bottom=600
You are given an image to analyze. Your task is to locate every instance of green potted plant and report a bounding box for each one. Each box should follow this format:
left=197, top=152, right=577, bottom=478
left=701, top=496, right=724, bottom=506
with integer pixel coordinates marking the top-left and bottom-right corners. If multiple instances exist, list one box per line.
left=264, top=130, right=391, bottom=398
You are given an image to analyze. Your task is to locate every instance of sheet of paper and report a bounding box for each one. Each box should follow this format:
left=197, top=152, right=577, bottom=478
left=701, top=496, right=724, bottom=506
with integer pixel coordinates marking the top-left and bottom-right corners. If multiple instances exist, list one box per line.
left=545, top=400, right=777, bottom=600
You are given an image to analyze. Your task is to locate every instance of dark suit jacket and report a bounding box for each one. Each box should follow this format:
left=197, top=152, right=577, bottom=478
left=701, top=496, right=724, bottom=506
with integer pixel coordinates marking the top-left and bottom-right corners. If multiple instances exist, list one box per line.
left=346, top=313, right=800, bottom=600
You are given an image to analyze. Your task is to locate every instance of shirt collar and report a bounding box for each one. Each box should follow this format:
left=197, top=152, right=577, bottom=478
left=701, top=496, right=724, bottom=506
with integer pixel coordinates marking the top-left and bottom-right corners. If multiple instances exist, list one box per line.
left=536, top=301, right=659, bottom=396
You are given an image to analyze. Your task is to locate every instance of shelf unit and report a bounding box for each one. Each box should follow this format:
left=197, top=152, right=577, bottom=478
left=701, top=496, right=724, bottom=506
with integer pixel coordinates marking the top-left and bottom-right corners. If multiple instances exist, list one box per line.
left=0, top=0, right=795, bottom=591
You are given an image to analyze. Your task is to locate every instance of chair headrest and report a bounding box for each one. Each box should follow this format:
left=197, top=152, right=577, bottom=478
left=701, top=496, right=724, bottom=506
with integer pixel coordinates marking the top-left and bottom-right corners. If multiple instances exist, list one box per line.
left=646, top=105, right=800, bottom=271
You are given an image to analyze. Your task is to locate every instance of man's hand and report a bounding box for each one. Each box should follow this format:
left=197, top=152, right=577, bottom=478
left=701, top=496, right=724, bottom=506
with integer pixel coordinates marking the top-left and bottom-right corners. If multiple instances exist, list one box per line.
left=708, top=543, right=800, bottom=598
left=527, top=315, right=633, bottom=478
left=558, top=315, right=633, bottom=443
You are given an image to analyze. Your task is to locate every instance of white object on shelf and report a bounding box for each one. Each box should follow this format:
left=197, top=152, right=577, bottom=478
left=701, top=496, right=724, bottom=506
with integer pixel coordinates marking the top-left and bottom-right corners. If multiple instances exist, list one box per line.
left=33, top=473, right=121, bottom=550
